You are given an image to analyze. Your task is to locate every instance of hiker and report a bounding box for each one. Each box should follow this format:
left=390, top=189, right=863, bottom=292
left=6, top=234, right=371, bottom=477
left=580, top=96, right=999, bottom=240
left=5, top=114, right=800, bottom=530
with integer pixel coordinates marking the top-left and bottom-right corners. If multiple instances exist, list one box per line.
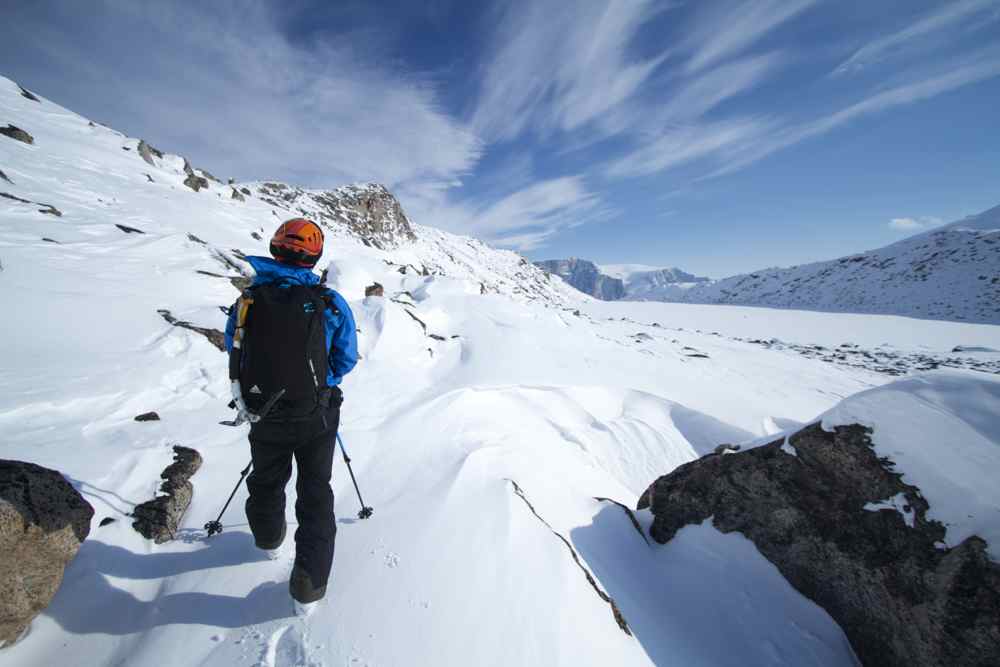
left=224, top=218, right=359, bottom=606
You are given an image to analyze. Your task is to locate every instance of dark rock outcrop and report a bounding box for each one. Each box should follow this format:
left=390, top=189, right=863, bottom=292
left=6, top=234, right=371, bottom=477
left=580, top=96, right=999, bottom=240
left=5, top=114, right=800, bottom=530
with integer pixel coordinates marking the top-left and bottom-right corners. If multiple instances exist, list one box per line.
left=365, top=282, right=384, bottom=297
left=17, top=85, right=40, bottom=103
left=0, top=169, right=11, bottom=184
left=0, top=460, right=94, bottom=646
left=183, top=173, right=209, bottom=192
left=0, top=125, right=33, bottom=145
left=639, top=422, right=1000, bottom=667
left=157, top=309, right=226, bottom=351
left=134, top=412, right=160, bottom=422
left=38, top=205, right=61, bottom=217
left=256, top=182, right=417, bottom=248
left=230, top=187, right=245, bottom=202
left=137, top=140, right=163, bottom=167
left=115, top=223, right=144, bottom=234
left=535, top=258, right=625, bottom=300
left=132, top=446, right=202, bottom=543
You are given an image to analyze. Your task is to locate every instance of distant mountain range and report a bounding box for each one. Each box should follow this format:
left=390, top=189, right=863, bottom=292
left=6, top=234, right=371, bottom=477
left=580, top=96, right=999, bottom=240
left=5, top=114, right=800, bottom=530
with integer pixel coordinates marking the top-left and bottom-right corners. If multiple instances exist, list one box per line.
left=536, top=205, right=1000, bottom=324
left=534, top=259, right=710, bottom=301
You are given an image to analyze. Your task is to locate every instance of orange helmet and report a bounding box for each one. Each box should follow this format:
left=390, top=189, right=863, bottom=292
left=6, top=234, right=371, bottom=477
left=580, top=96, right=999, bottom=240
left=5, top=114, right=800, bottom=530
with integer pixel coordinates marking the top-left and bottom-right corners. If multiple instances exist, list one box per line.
left=269, top=218, right=324, bottom=267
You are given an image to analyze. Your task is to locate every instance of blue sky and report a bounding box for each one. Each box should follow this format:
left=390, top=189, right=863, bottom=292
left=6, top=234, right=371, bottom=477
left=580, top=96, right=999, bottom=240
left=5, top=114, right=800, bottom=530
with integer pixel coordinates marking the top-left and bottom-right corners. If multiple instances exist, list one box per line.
left=2, top=1, right=999, bottom=276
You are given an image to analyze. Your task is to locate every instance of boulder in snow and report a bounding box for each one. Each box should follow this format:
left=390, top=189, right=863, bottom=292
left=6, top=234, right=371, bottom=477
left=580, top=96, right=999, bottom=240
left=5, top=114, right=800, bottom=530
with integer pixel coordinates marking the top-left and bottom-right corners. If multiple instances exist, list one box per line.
left=365, top=282, right=384, bottom=297
left=639, top=418, right=1000, bottom=667
left=0, top=125, right=33, bottom=145
left=230, top=187, right=245, bottom=202
left=131, top=446, right=202, bottom=544
left=183, top=173, right=209, bottom=192
left=136, top=140, right=163, bottom=167
left=0, top=460, right=94, bottom=647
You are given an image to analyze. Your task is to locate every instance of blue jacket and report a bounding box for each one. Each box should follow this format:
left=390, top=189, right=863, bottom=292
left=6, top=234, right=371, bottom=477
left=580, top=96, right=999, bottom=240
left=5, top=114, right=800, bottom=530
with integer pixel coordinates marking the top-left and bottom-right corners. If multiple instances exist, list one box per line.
left=224, top=256, right=359, bottom=386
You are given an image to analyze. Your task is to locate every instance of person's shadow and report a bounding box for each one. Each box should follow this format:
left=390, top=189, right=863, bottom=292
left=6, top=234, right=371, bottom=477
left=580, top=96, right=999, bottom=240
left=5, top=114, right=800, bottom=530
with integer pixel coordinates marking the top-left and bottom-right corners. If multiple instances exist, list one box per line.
left=44, top=531, right=296, bottom=634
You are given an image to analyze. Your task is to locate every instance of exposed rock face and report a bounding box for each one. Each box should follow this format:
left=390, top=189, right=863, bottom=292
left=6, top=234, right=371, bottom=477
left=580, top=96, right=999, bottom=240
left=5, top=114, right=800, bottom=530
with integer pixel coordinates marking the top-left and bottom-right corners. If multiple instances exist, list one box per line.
left=136, top=140, right=163, bottom=166
left=535, top=258, right=625, bottom=300
left=0, top=169, right=11, bottom=184
left=230, top=187, right=245, bottom=202
left=365, top=282, right=384, bottom=297
left=183, top=173, right=209, bottom=192
left=157, top=309, right=225, bottom=351
left=0, top=460, right=94, bottom=647
left=639, top=423, right=1000, bottom=667
left=255, top=182, right=417, bottom=248
left=132, top=446, right=202, bottom=543
left=134, top=411, right=160, bottom=422
left=0, top=125, right=33, bottom=145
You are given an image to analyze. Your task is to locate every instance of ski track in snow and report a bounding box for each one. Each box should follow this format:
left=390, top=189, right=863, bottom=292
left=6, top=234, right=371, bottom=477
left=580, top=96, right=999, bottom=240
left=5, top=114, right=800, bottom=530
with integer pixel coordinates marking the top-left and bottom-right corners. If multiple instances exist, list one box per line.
left=1, top=75, right=998, bottom=666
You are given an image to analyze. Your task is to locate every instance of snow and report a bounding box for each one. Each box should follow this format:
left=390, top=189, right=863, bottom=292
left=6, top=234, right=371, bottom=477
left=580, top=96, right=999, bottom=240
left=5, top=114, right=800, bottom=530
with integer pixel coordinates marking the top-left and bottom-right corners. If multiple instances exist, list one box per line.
left=780, top=439, right=798, bottom=457
left=863, top=493, right=915, bottom=528
left=822, top=370, right=1000, bottom=560
left=0, top=74, right=996, bottom=666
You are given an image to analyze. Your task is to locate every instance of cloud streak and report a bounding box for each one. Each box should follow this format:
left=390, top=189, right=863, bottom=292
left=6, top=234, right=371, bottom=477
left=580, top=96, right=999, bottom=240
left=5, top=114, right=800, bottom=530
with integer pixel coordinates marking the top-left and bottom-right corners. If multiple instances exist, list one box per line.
left=835, top=0, right=1000, bottom=75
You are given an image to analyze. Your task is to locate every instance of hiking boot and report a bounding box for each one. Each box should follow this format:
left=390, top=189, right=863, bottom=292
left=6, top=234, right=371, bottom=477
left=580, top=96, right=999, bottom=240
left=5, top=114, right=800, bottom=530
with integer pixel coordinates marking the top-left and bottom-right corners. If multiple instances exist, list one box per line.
left=254, top=520, right=286, bottom=551
left=290, top=562, right=327, bottom=604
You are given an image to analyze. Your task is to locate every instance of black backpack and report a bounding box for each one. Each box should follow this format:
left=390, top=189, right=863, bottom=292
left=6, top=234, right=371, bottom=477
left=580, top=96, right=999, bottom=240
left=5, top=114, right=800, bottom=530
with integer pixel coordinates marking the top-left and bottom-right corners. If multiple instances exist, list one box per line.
left=239, top=282, right=336, bottom=420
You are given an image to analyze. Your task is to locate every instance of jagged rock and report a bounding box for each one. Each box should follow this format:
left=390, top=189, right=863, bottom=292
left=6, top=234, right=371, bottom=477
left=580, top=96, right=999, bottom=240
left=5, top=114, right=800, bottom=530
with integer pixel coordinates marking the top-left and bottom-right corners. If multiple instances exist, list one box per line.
left=535, top=258, right=625, bottom=300
left=256, top=182, right=417, bottom=248
left=199, top=168, right=220, bottom=183
left=182, top=159, right=194, bottom=176
left=0, top=125, right=33, bottom=145
left=0, top=460, right=94, bottom=647
left=231, top=187, right=245, bottom=202
left=137, top=140, right=162, bottom=166
left=98, top=517, right=115, bottom=527
left=183, top=174, right=209, bottom=192
left=240, top=187, right=250, bottom=196
left=251, top=231, right=261, bottom=240
left=131, top=446, right=202, bottom=544
left=712, top=443, right=740, bottom=455
left=186, top=233, right=206, bottom=245
left=115, top=223, right=144, bottom=234
left=639, top=423, right=1000, bottom=667
left=41, top=238, right=59, bottom=244
left=134, top=412, right=160, bottom=422
left=38, top=205, right=61, bottom=217
left=0, top=169, right=10, bottom=184
left=157, top=309, right=226, bottom=351
left=365, top=282, right=384, bottom=297
left=17, top=85, right=40, bottom=103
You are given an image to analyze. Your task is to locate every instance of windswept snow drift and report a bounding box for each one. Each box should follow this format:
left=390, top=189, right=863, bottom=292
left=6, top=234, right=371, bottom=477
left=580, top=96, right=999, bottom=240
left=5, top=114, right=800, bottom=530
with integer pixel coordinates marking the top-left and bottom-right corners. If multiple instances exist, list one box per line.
left=1, top=75, right=998, bottom=666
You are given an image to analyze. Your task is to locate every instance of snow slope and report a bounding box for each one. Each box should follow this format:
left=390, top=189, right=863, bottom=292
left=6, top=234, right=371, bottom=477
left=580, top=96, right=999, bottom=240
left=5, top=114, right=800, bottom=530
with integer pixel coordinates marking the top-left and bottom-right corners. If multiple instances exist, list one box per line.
left=668, top=207, right=1000, bottom=324
left=1, top=74, right=998, bottom=666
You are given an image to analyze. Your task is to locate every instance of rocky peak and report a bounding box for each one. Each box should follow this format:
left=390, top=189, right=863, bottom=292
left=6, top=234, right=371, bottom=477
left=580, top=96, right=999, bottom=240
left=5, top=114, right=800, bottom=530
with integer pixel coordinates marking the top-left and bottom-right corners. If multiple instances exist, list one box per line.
left=254, top=181, right=417, bottom=249
left=535, top=258, right=625, bottom=301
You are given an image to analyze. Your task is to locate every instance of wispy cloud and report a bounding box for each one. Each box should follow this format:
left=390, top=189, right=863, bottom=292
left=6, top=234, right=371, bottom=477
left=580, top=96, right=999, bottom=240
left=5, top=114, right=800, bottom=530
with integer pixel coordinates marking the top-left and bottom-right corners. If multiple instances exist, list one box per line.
left=708, top=51, right=1000, bottom=178
left=835, top=0, right=1000, bottom=75
left=409, top=176, right=606, bottom=251
left=606, top=117, right=775, bottom=178
left=470, top=0, right=669, bottom=142
left=3, top=2, right=481, bottom=197
left=681, top=0, right=817, bottom=74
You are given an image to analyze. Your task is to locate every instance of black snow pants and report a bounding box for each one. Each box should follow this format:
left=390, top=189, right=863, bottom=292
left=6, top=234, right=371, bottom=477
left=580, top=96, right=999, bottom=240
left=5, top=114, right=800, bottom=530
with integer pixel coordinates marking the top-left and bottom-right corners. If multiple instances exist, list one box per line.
left=246, top=388, right=343, bottom=590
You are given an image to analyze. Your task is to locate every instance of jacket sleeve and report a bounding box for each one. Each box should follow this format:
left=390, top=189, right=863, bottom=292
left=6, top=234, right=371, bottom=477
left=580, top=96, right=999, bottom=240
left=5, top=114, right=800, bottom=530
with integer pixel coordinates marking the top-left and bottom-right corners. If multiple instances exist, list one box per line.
left=328, top=291, right=359, bottom=381
left=224, top=301, right=238, bottom=352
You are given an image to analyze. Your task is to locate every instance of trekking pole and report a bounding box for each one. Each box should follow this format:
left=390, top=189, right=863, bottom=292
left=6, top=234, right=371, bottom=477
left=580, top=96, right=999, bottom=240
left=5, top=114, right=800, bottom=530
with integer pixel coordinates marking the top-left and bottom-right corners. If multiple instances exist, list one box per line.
left=204, top=460, right=252, bottom=536
left=337, top=433, right=374, bottom=519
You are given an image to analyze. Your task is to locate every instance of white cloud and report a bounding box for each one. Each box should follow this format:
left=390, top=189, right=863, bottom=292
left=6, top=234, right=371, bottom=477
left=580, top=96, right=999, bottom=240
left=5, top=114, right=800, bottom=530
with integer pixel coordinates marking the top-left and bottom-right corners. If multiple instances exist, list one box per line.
left=707, top=52, right=1000, bottom=178
left=889, top=216, right=942, bottom=231
left=681, top=0, right=817, bottom=74
left=3, top=2, right=482, bottom=196
left=606, top=117, right=776, bottom=178
left=408, top=176, right=606, bottom=251
left=470, top=0, right=670, bottom=142
left=835, top=0, right=1000, bottom=75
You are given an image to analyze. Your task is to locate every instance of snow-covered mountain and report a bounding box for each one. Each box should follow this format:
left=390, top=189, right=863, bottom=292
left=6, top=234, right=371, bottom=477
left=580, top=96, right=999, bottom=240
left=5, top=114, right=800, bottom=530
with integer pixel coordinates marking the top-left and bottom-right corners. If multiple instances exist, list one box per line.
left=534, top=257, right=626, bottom=300
left=2, top=74, right=1000, bottom=667
left=535, top=259, right=710, bottom=301
left=667, top=209, right=1000, bottom=324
